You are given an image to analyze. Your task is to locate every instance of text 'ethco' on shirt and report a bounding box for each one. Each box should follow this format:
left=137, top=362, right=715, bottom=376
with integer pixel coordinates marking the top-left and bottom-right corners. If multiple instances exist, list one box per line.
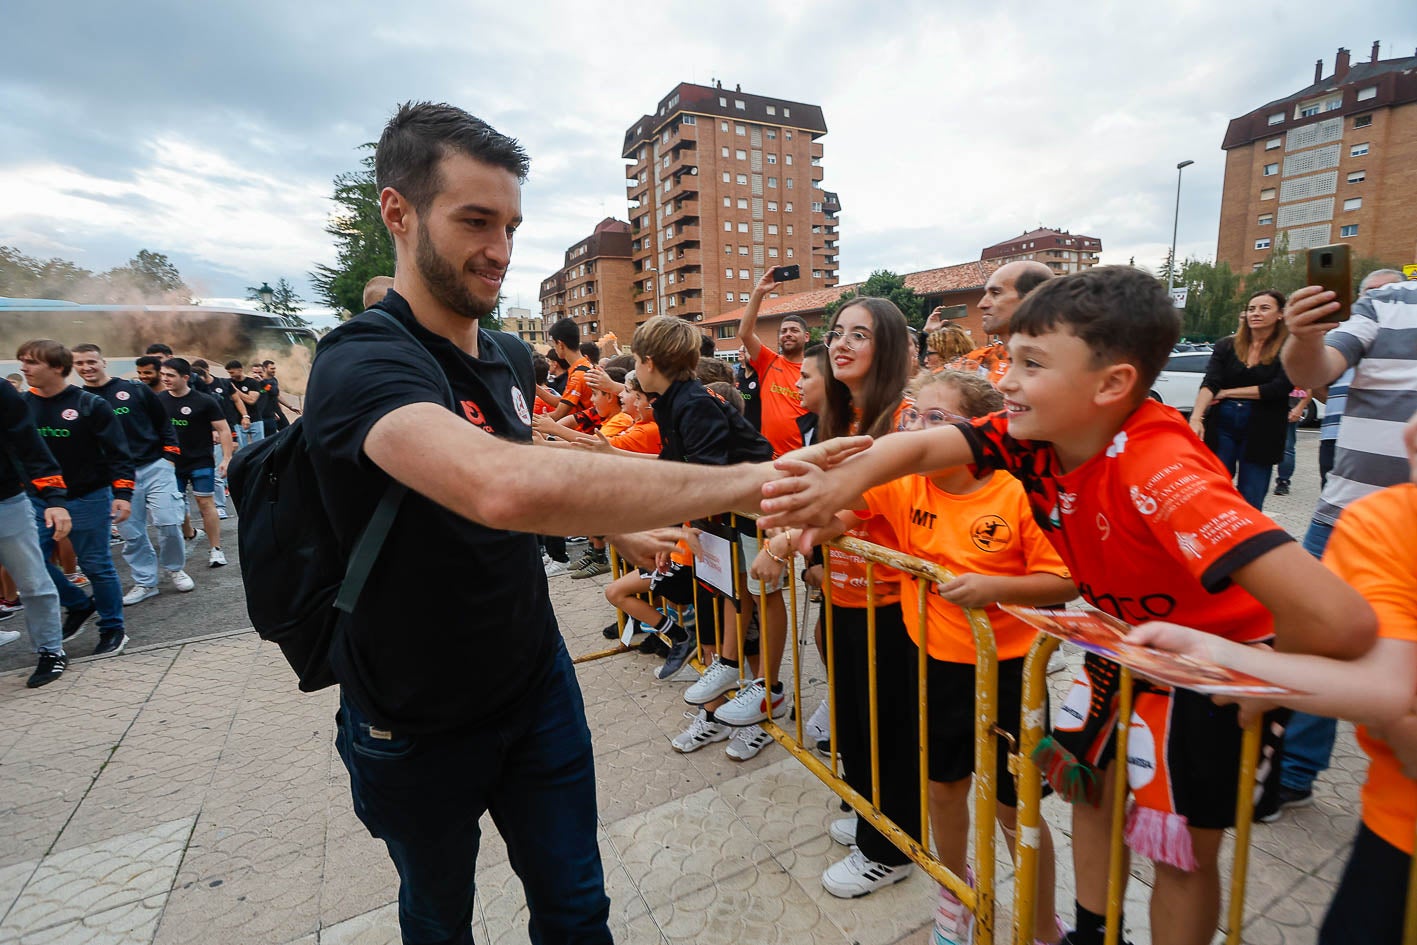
left=747, top=347, right=806, bottom=458
left=959, top=398, right=1291, bottom=643
left=0, top=382, right=67, bottom=506
left=158, top=390, right=226, bottom=471
left=84, top=377, right=180, bottom=467
left=25, top=386, right=135, bottom=501
left=303, top=293, right=552, bottom=735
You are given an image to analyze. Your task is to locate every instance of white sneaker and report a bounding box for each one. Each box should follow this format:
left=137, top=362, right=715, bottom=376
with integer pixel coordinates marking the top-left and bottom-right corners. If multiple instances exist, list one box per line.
left=122, top=585, right=159, bottom=606
left=217, top=507, right=229, bottom=520
left=0, top=628, right=20, bottom=647
left=170, top=570, right=196, bottom=592
left=932, top=880, right=975, bottom=944
left=670, top=709, right=730, bottom=753
left=1047, top=649, right=1067, bottom=675
left=209, top=547, right=227, bottom=568
left=821, top=847, right=913, bottom=898
left=544, top=559, right=575, bottom=577
left=683, top=656, right=742, bottom=705
left=726, top=724, right=772, bottom=761
left=804, top=700, right=831, bottom=743
left=715, top=678, right=790, bottom=726
left=829, top=816, right=857, bottom=846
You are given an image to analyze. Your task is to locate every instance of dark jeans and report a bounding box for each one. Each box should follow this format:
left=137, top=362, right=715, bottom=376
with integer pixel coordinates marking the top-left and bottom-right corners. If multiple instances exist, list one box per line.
left=830, top=602, right=918, bottom=867
left=1207, top=400, right=1273, bottom=510
left=1319, top=438, right=1336, bottom=488
left=540, top=534, right=567, bottom=563
left=32, top=489, right=124, bottom=634
left=1278, top=517, right=1339, bottom=792
left=335, top=639, right=611, bottom=945
left=1276, top=419, right=1299, bottom=483
left=1319, top=824, right=1408, bottom=944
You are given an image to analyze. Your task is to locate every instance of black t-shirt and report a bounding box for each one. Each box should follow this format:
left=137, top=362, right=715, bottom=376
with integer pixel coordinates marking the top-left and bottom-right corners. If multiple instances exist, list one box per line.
left=257, top=377, right=279, bottom=420
left=304, top=292, right=553, bottom=734
left=158, top=390, right=224, bottom=471
left=207, top=377, right=241, bottom=428
left=230, top=376, right=261, bottom=423
left=735, top=361, right=762, bottom=430
left=84, top=377, right=179, bottom=468
left=24, top=386, right=135, bottom=500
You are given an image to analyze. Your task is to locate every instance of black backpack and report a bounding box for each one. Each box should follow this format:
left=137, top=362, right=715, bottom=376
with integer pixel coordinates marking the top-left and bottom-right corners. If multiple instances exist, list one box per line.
left=229, top=310, right=532, bottom=691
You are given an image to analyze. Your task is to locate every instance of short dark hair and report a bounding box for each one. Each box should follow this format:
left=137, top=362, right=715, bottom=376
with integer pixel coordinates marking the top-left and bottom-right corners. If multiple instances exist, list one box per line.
left=1012, top=266, right=1054, bottom=300
left=603, top=366, right=628, bottom=385
left=261, top=359, right=276, bottom=368
left=579, top=341, right=601, bottom=364
left=192, top=359, right=209, bottom=371
left=531, top=353, right=550, bottom=385
left=548, top=317, right=580, bottom=350
left=696, top=356, right=734, bottom=386
left=72, top=343, right=102, bottom=356
left=16, top=339, right=72, bottom=376
left=376, top=102, right=530, bottom=213
left=605, top=354, right=636, bottom=374
left=707, top=381, right=746, bottom=415
left=162, top=357, right=191, bottom=378
left=135, top=355, right=163, bottom=371
left=699, top=334, right=717, bottom=359
left=1010, top=266, right=1179, bottom=397
left=145, top=343, right=173, bottom=356
left=782, top=314, right=809, bottom=331
left=224, top=360, right=243, bottom=370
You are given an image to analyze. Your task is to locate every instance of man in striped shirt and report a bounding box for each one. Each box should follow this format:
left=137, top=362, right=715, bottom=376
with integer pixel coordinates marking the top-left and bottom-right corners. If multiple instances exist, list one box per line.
left=1267, top=267, right=1411, bottom=816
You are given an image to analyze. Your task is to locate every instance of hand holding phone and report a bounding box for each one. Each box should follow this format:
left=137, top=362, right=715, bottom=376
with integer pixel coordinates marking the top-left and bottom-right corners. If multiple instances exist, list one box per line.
left=1305, top=244, right=1353, bottom=324
left=770, top=264, right=800, bottom=283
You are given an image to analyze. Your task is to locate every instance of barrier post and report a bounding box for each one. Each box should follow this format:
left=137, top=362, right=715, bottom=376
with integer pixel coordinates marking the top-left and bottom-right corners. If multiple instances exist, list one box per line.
left=1013, top=634, right=1060, bottom=945
left=1103, top=669, right=1134, bottom=945
left=1223, top=717, right=1262, bottom=944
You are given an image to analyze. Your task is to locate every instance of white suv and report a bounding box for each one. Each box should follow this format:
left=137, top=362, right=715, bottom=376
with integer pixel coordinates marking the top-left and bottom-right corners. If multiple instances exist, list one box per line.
left=1151, top=351, right=1210, bottom=415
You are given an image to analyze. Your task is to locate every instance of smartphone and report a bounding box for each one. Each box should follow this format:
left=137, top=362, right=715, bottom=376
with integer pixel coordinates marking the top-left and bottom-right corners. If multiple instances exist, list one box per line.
left=770, top=264, right=800, bottom=282
left=1306, top=244, right=1353, bottom=324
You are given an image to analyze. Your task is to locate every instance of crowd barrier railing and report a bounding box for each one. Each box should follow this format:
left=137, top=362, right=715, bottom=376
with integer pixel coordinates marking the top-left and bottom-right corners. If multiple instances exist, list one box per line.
left=590, top=518, right=1289, bottom=945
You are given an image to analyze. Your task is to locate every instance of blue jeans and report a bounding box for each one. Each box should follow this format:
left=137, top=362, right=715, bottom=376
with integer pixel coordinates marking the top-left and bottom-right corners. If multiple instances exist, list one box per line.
left=33, top=489, right=124, bottom=635
left=335, top=639, right=611, bottom=945
left=1276, top=420, right=1299, bottom=483
left=119, top=458, right=186, bottom=588
left=1207, top=400, right=1273, bottom=510
left=1279, top=517, right=1339, bottom=791
left=211, top=443, right=228, bottom=510
left=235, top=422, right=265, bottom=450
left=0, top=493, right=63, bottom=654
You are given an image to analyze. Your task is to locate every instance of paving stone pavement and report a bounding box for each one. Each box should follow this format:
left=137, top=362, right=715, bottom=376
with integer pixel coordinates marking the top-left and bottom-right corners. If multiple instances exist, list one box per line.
left=0, top=432, right=1361, bottom=944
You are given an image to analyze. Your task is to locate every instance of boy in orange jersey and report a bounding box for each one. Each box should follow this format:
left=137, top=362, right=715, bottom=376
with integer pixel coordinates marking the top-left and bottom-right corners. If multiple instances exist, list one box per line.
left=760, top=266, right=1377, bottom=945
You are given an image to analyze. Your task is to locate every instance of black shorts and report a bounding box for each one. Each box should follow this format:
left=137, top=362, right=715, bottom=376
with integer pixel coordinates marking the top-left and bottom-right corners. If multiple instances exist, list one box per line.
left=1053, top=652, right=1287, bottom=830
left=917, top=655, right=1043, bottom=808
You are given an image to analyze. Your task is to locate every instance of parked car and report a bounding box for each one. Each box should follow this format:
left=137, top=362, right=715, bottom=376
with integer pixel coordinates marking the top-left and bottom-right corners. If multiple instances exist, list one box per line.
left=1149, top=348, right=1324, bottom=426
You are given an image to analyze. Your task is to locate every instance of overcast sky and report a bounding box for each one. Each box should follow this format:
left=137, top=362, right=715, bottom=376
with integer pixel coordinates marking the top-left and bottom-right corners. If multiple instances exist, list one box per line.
left=4, top=1, right=1413, bottom=321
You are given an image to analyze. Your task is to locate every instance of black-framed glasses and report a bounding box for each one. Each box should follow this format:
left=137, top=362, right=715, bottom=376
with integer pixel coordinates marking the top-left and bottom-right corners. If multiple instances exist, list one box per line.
left=899, top=407, right=967, bottom=431
left=825, top=328, right=872, bottom=351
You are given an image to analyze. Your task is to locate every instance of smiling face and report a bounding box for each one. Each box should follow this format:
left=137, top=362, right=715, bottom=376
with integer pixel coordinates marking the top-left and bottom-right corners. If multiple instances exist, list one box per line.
left=135, top=363, right=160, bottom=388
left=998, top=328, right=1115, bottom=445
left=827, top=304, right=875, bottom=394
left=978, top=265, right=1027, bottom=337
left=407, top=151, right=522, bottom=322
left=778, top=319, right=807, bottom=357
left=72, top=350, right=107, bottom=386
left=160, top=366, right=187, bottom=394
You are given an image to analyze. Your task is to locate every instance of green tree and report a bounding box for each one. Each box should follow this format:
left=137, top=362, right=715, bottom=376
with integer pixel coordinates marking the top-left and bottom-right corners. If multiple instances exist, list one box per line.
left=823, top=269, right=925, bottom=328
left=106, top=249, right=190, bottom=300
left=1, top=245, right=190, bottom=303
left=1242, top=233, right=1306, bottom=299
left=1176, top=256, right=1244, bottom=341
left=246, top=278, right=308, bottom=326
left=310, top=145, right=395, bottom=317
left=1352, top=255, right=1408, bottom=295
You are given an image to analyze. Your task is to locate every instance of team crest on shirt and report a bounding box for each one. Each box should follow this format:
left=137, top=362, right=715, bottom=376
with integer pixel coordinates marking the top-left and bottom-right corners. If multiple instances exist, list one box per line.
left=180, top=406, right=192, bottom=415
left=510, top=386, right=531, bottom=424
left=1106, top=431, right=1129, bottom=458
left=116, top=390, right=130, bottom=401
left=62, top=409, right=78, bottom=420
left=1130, top=486, right=1158, bottom=516
left=1057, top=491, right=1078, bottom=515
left=971, top=515, right=1012, bottom=552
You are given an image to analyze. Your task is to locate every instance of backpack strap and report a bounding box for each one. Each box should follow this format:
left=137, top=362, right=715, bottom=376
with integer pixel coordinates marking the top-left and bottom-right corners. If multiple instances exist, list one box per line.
left=483, top=329, right=535, bottom=408
left=333, top=310, right=456, bottom=614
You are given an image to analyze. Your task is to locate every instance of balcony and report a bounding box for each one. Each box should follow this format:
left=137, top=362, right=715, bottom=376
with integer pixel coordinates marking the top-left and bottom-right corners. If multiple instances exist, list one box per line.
left=672, top=120, right=698, bottom=143
left=663, top=201, right=699, bottom=227
left=667, top=173, right=699, bottom=199
left=666, top=272, right=702, bottom=292
left=664, top=225, right=700, bottom=248
left=674, top=296, right=705, bottom=320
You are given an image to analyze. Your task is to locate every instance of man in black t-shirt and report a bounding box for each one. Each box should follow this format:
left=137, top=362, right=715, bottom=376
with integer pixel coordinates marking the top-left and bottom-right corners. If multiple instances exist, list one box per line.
left=225, top=360, right=263, bottom=449
left=259, top=360, right=302, bottom=433
left=204, top=369, right=240, bottom=519
left=18, top=339, right=134, bottom=657
left=303, top=103, right=778, bottom=945
left=159, top=359, right=233, bottom=568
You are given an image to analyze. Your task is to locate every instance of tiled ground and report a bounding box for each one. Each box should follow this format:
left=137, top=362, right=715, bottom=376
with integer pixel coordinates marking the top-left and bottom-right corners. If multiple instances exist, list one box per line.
left=0, top=434, right=1363, bottom=944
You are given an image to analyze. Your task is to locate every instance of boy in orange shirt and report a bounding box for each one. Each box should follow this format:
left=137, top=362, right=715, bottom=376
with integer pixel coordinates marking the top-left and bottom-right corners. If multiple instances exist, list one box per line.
left=761, top=266, right=1377, bottom=945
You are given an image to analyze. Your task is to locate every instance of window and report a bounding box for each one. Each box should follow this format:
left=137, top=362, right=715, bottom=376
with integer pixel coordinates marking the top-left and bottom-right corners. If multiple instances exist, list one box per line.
left=1260, top=187, right=1276, bottom=200
left=1252, top=262, right=1264, bottom=272
left=783, top=108, right=791, bottom=118
left=786, top=225, right=793, bottom=235
left=737, top=222, right=748, bottom=233
left=1357, top=86, right=1377, bottom=102
left=1347, top=170, right=1366, bottom=183
left=726, top=292, right=734, bottom=301
left=724, top=244, right=732, bottom=254
left=785, top=202, right=793, bottom=212
left=739, top=245, right=748, bottom=255
left=722, top=171, right=731, bottom=183
left=768, top=247, right=779, bottom=258
left=1354, top=114, right=1372, bottom=128
left=736, top=198, right=748, bottom=209
left=1263, top=163, right=1278, bottom=176
left=722, top=197, right=731, bottom=207
left=723, top=221, right=733, bottom=232
left=1255, top=238, right=1271, bottom=250
left=646, top=302, right=654, bottom=314
left=766, top=153, right=777, bottom=164
left=738, top=269, right=749, bottom=279
left=725, top=268, right=734, bottom=278
left=785, top=130, right=793, bottom=140
left=767, top=223, right=778, bottom=235
left=721, top=147, right=729, bottom=158
left=735, top=100, right=745, bottom=110
left=1351, top=142, right=1369, bottom=156
left=1257, top=213, right=1273, bottom=226
left=736, top=173, right=748, bottom=185
left=719, top=97, right=727, bottom=107
left=739, top=293, right=750, bottom=302
left=767, top=129, right=776, bottom=140
left=767, top=176, right=777, bottom=188
left=766, top=105, right=776, bottom=115
left=1267, top=112, right=1284, bottom=125
left=735, top=124, right=746, bottom=136
left=1265, top=137, right=1282, bottom=150
left=786, top=248, right=794, bottom=258
left=785, top=154, right=793, bottom=165
left=1340, top=224, right=1359, bottom=237
left=735, top=149, right=747, bottom=160
left=1343, top=197, right=1362, bottom=211
left=720, top=121, right=729, bottom=132
left=786, top=177, right=794, bottom=189
left=767, top=201, right=778, bottom=212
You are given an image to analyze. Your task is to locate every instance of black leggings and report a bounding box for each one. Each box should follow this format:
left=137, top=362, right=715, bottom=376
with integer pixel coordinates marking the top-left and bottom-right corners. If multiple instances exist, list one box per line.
left=1319, top=823, right=1410, bottom=944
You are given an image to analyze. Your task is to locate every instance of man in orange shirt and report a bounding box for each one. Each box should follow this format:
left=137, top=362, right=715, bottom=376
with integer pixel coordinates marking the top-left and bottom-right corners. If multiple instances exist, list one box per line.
left=951, top=261, right=1054, bottom=386
left=738, top=271, right=808, bottom=458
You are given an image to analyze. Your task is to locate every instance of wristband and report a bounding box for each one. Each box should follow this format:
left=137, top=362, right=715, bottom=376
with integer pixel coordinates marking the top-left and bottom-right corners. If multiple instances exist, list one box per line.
left=765, top=545, right=789, bottom=566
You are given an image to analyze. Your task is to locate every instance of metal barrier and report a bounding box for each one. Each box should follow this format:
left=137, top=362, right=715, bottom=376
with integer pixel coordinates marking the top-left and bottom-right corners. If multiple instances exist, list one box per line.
left=589, top=520, right=1297, bottom=945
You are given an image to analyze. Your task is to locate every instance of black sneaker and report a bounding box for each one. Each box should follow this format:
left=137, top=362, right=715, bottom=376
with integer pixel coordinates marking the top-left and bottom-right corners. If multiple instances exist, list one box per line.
left=92, top=630, right=129, bottom=657
left=27, top=652, right=68, bottom=688
left=654, top=636, right=695, bottom=680
left=1258, top=784, right=1313, bottom=822
left=637, top=634, right=669, bottom=656
left=61, top=600, right=98, bottom=640
left=1274, top=480, right=1291, bottom=496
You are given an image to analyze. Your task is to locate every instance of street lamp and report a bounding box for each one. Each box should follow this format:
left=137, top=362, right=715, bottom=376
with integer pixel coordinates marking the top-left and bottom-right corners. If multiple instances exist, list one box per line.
left=1168, top=160, right=1194, bottom=295
left=644, top=267, right=665, bottom=318
left=257, top=282, right=275, bottom=307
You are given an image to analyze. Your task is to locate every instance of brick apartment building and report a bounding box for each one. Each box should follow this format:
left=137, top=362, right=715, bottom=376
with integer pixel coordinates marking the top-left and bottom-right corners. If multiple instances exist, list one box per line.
left=981, top=227, right=1103, bottom=274
left=502, top=306, right=544, bottom=346
left=701, top=260, right=1000, bottom=357
left=1217, top=44, right=1417, bottom=272
left=537, top=217, right=638, bottom=342
left=622, top=82, right=840, bottom=325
